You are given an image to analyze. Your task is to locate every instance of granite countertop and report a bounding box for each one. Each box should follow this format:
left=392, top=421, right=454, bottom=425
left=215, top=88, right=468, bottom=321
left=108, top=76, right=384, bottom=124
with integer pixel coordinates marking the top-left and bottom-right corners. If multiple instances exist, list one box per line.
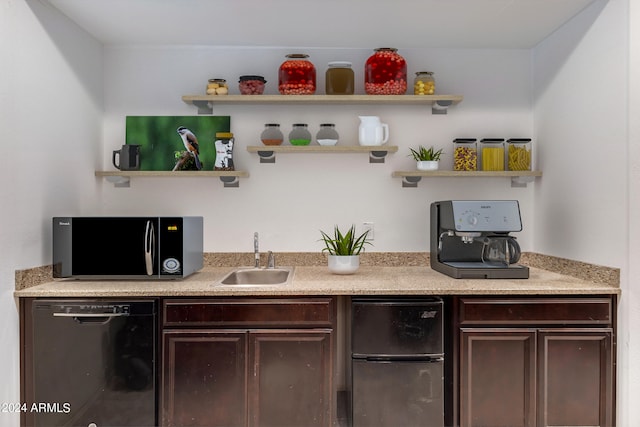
left=13, top=255, right=620, bottom=298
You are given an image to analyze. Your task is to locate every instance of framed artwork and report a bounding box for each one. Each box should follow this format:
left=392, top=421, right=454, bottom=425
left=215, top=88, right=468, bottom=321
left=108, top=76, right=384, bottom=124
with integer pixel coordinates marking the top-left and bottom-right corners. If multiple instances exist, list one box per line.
left=125, top=116, right=231, bottom=171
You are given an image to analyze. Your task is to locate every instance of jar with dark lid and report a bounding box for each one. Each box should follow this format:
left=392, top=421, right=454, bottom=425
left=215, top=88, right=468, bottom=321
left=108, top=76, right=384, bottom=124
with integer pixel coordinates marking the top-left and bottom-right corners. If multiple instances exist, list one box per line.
left=260, top=124, right=284, bottom=146
left=480, top=138, right=505, bottom=171
left=414, top=71, right=435, bottom=95
left=213, top=132, right=235, bottom=171
left=288, top=124, right=311, bottom=146
left=316, top=124, right=339, bottom=146
left=239, top=75, right=266, bottom=95
left=326, top=62, right=354, bottom=95
left=453, top=138, right=477, bottom=171
left=507, top=138, right=532, bottom=171
left=279, top=54, right=316, bottom=95
left=365, top=48, right=407, bottom=95
left=206, top=78, right=228, bottom=95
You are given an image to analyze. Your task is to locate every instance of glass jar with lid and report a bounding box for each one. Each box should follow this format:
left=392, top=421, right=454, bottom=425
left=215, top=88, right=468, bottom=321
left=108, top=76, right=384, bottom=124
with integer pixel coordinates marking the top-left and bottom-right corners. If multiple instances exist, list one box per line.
left=364, top=48, right=407, bottom=95
left=453, top=138, right=477, bottom=171
left=414, top=71, right=435, bottom=95
left=278, top=54, right=316, bottom=95
left=288, top=124, right=312, bottom=146
left=316, top=124, right=339, bottom=146
left=326, top=62, right=354, bottom=95
left=480, top=138, right=505, bottom=171
left=507, top=138, right=532, bottom=171
left=206, top=78, right=229, bottom=95
left=260, top=124, right=284, bottom=146
left=239, top=75, right=266, bottom=95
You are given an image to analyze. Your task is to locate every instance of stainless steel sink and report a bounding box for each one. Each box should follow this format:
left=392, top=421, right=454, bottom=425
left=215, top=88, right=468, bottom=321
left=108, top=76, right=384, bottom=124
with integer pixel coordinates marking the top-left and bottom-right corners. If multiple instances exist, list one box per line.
left=216, top=267, right=294, bottom=286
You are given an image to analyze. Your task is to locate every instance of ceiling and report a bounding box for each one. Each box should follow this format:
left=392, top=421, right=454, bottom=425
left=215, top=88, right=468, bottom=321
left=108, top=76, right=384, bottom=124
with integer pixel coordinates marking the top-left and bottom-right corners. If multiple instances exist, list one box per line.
left=44, top=0, right=599, bottom=49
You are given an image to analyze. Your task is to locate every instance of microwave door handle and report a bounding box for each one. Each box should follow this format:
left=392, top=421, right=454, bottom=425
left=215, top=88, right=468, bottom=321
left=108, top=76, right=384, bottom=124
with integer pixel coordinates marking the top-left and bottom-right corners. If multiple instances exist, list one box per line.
left=144, top=220, right=155, bottom=276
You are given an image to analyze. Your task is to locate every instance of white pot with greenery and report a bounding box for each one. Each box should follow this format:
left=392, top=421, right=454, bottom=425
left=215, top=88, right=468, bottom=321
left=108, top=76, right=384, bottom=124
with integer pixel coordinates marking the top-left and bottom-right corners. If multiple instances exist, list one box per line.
left=319, top=225, right=372, bottom=275
left=409, top=145, right=444, bottom=171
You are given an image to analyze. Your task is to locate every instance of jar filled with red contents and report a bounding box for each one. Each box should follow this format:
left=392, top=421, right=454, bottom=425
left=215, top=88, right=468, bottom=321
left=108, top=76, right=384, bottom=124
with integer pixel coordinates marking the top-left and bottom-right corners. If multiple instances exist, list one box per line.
left=365, top=48, right=407, bottom=95
left=278, top=54, right=316, bottom=95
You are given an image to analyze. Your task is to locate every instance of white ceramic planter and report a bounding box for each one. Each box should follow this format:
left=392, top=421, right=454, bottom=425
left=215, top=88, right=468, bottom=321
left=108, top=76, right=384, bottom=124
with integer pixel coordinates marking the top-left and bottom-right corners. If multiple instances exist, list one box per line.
left=417, top=160, right=439, bottom=171
left=327, top=255, right=360, bottom=275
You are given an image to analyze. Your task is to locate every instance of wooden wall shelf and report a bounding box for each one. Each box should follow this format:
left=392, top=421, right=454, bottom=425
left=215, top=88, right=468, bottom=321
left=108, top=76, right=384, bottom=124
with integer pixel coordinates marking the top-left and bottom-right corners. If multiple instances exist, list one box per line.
left=392, top=170, right=542, bottom=188
left=247, top=145, right=398, bottom=163
left=182, top=94, right=463, bottom=114
left=95, top=170, right=249, bottom=188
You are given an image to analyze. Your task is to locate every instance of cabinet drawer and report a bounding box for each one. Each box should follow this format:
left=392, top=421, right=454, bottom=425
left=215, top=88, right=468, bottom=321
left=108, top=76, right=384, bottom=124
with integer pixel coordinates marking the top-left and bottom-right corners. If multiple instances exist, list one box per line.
left=163, top=297, right=335, bottom=328
left=459, top=297, right=612, bottom=326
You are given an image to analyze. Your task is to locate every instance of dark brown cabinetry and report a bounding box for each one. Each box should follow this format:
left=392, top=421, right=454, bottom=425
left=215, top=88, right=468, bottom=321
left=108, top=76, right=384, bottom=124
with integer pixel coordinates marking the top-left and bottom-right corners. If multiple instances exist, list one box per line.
left=457, top=296, right=615, bottom=427
left=160, top=297, right=336, bottom=427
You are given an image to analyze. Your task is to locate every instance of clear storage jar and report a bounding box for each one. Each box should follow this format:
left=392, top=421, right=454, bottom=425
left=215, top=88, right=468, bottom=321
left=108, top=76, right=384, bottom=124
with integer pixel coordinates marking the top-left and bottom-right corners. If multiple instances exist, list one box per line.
left=260, top=123, right=284, bottom=146
left=325, top=62, right=354, bottom=95
left=239, top=75, right=266, bottom=95
left=507, top=138, right=532, bottom=171
left=288, top=124, right=312, bottom=146
left=480, top=138, right=505, bottom=171
left=453, top=138, right=478, bottom=171
left=316, top=124, right=339, bottom=146
left=213, top=132, right=235, bottom=171
left=206, top=78, right=228, bottom=95
left=278, top=54, right=316, bottom=95
left=414, top=71, right=435, bottom=95
left=365, top=48, right=407, bottom=95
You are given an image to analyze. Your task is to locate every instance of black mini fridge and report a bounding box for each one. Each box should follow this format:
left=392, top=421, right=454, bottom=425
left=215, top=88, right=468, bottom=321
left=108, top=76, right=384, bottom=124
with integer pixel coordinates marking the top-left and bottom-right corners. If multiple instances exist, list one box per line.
left=351, top=297, right=444, bottom=427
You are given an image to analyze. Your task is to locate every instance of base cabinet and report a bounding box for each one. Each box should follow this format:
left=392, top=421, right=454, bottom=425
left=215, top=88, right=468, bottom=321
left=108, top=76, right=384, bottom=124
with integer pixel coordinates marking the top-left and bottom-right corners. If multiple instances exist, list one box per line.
left=160, top=298, right=335, bottom=427
left=458, top=297, right=615, bottom=427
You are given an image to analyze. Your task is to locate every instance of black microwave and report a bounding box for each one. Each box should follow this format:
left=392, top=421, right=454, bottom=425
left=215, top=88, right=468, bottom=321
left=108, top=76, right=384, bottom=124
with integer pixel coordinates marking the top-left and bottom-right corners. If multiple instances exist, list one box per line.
left=53, top=216, right=203, bottom=280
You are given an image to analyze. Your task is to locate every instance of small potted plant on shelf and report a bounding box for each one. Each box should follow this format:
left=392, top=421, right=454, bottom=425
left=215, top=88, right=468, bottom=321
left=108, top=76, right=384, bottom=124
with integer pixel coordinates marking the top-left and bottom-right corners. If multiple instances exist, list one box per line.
left=409, top=145, right=444, bottom=171
left=319, top=225, right=372, bottom=275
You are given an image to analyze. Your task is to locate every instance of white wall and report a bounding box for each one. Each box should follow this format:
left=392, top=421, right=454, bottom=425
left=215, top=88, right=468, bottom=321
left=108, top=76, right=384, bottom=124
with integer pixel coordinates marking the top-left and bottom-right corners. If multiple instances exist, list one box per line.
left=0, top=1, right=102, bottom=425
left=100, top=46, right=535, bottom=253
left=533, top=0, right=634, bottom=424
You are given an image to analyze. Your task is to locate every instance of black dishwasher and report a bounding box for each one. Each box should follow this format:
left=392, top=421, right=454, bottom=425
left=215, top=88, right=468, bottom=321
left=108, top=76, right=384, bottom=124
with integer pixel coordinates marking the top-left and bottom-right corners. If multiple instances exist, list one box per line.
left=351, top=297, right=444, bottom=427
left=24, top=299, right=156, bottom=427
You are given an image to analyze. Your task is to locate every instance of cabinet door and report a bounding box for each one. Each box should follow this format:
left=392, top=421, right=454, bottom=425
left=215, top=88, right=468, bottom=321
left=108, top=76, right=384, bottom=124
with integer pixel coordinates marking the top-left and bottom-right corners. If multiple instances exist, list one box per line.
left=249, top=330, right=332, bottom=427
left=537, top=329, right=613, bottom=427
left=162, top=330, right=247, bottom=427
left=460, top=328, right=536, bottom=427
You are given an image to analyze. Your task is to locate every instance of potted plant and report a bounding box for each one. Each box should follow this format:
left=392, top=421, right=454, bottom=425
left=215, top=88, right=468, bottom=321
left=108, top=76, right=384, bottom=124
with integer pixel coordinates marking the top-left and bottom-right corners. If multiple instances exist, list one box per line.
left=319, top=225, right=372, bottom=274
left=409, top=145, right=444, bottom=171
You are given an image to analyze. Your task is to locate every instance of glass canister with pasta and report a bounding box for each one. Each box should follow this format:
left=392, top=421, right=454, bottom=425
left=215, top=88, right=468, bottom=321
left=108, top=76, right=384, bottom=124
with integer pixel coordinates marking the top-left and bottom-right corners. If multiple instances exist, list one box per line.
left=506, top=138, right=532, bottom=171
left=480, top=138, right=505, bottom=171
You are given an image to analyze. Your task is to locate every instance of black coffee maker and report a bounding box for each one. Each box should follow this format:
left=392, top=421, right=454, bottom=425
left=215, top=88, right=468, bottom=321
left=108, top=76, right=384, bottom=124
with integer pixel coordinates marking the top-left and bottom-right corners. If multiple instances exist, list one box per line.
left=430, top=200, right=529, bottom=279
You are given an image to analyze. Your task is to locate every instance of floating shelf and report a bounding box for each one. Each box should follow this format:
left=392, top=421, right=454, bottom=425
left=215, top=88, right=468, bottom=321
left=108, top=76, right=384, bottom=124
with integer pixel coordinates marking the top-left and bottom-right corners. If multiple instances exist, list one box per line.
left=182, top=94, right=463, bottom=114
left=391, top=170, right=542, bottom=188
left=95, top=170, right=249, bottom=188
left=246, top=145, right=399, bottom=163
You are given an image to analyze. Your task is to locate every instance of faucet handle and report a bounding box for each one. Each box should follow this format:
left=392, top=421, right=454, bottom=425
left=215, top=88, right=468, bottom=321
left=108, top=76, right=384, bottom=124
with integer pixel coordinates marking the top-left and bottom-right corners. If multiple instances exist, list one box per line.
left=267, top=251, right=275, bottom=269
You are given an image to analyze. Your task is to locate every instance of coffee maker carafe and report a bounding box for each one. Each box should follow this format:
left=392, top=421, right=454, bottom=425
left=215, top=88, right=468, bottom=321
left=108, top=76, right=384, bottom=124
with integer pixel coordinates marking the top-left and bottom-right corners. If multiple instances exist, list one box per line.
left=430, top=200, right=529, bottom=279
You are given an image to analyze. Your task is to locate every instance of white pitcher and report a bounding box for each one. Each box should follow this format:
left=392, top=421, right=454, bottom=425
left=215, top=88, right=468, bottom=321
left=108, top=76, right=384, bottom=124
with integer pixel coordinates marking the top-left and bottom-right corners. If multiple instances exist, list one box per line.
left=358, top=116, right=389, bottom=146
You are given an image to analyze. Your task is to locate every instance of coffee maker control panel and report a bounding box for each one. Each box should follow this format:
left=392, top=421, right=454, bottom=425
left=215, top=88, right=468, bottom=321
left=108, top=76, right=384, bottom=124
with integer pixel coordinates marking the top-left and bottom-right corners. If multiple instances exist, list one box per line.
left=450, top=200, right=522, bottom=232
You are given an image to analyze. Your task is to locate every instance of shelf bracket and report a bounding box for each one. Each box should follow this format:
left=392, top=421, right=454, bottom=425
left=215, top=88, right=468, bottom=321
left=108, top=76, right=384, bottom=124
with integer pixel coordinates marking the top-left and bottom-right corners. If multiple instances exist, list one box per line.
left=219, top=176, right=240, bottom=188
left=401, top=176, right=422, bottom=188
left=511, top=175, right=535, bottom=188
left=104, top=175, right=131, bottom=188
left=192, top=100, right=213, bottom=115
left=369, top=151, right=389, bottom=164
left=257, top=151, right=276, bottom=163
left=432, top=100, right=452, bottom=115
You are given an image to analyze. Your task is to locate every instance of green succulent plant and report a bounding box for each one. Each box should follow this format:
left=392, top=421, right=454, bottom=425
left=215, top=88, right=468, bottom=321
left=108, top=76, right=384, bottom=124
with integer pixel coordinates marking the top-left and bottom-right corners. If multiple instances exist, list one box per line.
left=409, top=145, right=444, bottom=161
left=319, top=225, right=372, bottom=256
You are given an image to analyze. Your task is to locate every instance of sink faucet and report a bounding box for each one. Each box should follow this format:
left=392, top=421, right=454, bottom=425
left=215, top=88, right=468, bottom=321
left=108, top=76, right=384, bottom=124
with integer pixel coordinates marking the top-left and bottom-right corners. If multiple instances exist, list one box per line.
left=254, top=232, right=276, bottom=269
left=254, top=232, right=260, bottom=268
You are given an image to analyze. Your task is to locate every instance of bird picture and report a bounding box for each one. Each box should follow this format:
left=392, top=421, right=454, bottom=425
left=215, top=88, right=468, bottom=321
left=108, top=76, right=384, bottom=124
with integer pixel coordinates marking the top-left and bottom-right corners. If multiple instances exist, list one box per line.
left=176, top=126, right=202, bottom=170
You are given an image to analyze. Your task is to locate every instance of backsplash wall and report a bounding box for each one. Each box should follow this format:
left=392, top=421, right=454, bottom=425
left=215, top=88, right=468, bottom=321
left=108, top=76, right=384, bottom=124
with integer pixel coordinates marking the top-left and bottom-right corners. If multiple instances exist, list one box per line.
left=100, top=46, right=535, bottom=253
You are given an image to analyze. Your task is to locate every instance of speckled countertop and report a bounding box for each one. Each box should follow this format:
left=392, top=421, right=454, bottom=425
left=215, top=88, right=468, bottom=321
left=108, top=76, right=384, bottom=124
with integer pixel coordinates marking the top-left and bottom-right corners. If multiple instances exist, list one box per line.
left=13, top=252, right=620, bottom=298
